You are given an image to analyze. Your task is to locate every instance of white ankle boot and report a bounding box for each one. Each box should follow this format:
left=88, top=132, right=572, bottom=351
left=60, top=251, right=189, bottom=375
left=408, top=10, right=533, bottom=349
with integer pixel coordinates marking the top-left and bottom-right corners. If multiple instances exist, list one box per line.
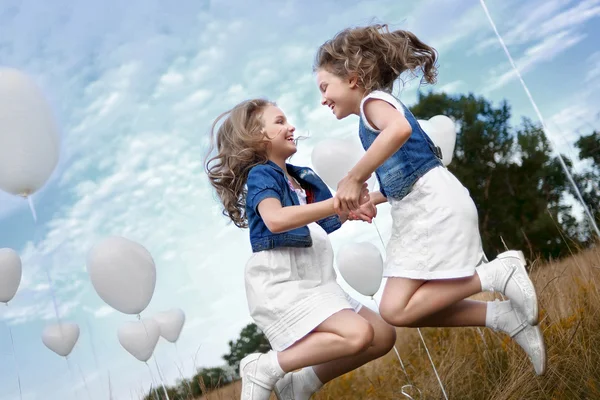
left=487, top=300, right=547, bottom=375
left=478, top=250, right=538, bottom=325
left=274, top=367, right=322, bottom=400
left=240, top=352, right=284, bottom=400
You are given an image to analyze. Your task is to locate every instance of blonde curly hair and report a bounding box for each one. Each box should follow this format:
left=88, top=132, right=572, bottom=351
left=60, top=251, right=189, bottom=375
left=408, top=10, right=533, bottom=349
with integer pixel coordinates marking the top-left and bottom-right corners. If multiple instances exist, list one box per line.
left=204, top=99, right=274, bottom=228
left=314, top=24, right=438, bottom=92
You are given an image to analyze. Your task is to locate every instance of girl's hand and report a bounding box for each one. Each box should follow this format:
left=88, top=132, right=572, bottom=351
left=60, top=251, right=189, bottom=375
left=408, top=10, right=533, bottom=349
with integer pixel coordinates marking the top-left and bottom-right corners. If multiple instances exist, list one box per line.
left=334, top=177, right=368, bottom=214
left=349, top=201, right=377, bottom=223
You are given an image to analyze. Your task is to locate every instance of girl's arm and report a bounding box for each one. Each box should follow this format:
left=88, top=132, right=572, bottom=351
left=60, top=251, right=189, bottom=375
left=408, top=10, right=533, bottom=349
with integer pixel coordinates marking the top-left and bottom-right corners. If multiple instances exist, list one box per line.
left=348, top=99, right=412, bottom=183
left=334, top=99, right=410, bottom=212
left=258, top=183, right=368, bottom=233
left=370, top=191, right=388, bottom=205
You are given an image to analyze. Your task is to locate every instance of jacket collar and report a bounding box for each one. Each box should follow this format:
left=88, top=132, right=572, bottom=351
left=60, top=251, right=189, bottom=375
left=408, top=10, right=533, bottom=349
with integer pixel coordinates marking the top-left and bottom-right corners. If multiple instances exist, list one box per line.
left=264, top=160, right=305, bottom=179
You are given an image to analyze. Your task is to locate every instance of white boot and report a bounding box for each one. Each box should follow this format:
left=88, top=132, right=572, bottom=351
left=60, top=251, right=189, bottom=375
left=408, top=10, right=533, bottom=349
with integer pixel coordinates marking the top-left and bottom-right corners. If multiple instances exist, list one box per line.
left=240, top=351, right=285, bottom=400
left=477, top=250, right=538, bottom=325
left=274, top=367, right=323, bottom=400
left=486, top=300, right=547, bottom=376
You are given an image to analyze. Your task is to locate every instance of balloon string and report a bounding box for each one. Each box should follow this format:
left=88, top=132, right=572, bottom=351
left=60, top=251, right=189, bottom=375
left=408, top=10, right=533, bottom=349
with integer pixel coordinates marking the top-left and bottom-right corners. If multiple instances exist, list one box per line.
left=65, top=356, right=81, bottom=400
left=8, top=326, right=23, bottom=400
left=27, top=195, right=37, bottom=223
left=85, top=318, right=112, bottom=398
left=174, top=343, right=192, bottom=395
left=154, top=356, right=171, bottom=400
left=371, top=297, right=421, bottom=399
left=371, top=222, right=444, bottom=399
left=76, top=361, right=93, bottom=400
left=145, top=362, right=160, bottom=400
left=30, top=210, right=63, bottom=331
left=108, top=371, right=115, bottom=400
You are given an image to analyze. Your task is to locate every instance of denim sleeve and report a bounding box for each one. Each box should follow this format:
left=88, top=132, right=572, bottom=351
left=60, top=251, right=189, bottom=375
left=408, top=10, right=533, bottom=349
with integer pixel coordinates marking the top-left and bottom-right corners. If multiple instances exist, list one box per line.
left=246, top=165, right=284, bottom=212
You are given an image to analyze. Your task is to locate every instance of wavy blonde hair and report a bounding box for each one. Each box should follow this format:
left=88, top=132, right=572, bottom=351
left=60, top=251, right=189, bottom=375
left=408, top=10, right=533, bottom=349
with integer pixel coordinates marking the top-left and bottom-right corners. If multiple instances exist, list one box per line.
left=204, top=99, right=274, bottom=228
left=314, top=24, right=438, bottom=92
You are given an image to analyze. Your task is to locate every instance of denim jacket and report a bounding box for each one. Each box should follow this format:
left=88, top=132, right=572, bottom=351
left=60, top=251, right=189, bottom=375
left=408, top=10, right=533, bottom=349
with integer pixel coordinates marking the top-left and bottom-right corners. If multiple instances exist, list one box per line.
left=359, top=91, right=443, bottom=200
left=245, top=161, right=342, bottom=252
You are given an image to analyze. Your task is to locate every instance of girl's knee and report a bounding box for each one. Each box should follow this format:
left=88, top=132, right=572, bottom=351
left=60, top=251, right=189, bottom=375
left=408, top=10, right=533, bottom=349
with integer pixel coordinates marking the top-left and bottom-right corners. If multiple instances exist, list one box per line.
left=373, top=321, right=397, bottom=355
left=346, top=320, right=374, bottom=354
left=379, top=303, right=415, bottom=327
left=381, top=325, right=397, bottom=351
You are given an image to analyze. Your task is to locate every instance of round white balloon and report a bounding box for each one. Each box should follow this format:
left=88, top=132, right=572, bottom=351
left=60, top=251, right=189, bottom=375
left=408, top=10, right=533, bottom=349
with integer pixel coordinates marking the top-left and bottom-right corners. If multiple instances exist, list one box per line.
left=311, top=138, right=377, bottom=191
left=153, top=308, right=186, bottom=343
left=417, top=116, right=457, bottom=166
left=42, top=322, right=80, bottom=357
left=118, top=319, right=160, bottom=362
left=87, top=236, right=156, bottom=315
left=0, top=248, right=22, bottom=303
left=0, top=67, right=60, bottom=197
left=337, top=242, right=384, bottom=297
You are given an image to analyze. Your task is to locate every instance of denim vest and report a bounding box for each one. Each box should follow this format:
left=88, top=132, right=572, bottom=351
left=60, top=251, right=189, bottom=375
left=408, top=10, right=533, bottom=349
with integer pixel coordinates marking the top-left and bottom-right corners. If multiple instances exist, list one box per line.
left=359, top=91, right=443, bottom=200
left=245, top=161, right=342, bottom=252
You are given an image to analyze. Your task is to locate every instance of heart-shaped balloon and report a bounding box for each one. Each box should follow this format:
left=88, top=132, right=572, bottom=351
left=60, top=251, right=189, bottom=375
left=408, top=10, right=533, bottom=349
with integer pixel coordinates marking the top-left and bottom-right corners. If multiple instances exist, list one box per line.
left=417, top=115, right=457, bottom=166
left=117, top=319, right=160, bottom=362
left=42, top=322, right=80, bottom=357
left=337, top=242, right=384, bottom=297
left=0, top=248, right=22, bottom=303
left=153, top=308, right=186, bottom=343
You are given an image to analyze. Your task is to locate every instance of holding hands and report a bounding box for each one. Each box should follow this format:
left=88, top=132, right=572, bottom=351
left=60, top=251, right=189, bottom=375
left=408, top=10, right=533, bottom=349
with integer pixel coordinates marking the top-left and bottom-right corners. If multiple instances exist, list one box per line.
left=335, top=177, right=377, bottom=224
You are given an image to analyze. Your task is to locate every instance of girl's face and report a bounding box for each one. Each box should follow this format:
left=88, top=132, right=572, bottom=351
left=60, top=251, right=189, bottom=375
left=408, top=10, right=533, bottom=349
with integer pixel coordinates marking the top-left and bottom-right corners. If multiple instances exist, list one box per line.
left=316, top=68, right=363, bottom=120
left=261, top=105, right=297, bottom=160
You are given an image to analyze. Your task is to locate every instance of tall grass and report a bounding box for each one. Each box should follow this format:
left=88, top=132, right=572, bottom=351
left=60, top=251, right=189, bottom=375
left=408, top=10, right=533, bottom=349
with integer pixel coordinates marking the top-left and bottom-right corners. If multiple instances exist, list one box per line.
left=196, top=247, right=600, bottom=400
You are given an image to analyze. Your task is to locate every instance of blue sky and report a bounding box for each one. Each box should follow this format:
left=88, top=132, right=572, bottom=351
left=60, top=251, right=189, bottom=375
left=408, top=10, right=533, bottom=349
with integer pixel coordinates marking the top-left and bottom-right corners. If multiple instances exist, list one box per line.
left=0, top=0, right=599, bottom=398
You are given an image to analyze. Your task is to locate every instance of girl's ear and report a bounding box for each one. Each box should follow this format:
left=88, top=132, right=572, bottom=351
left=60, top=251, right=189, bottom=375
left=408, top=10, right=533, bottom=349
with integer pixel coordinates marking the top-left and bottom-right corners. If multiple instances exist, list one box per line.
left=348, top=74, right=359, bottom=89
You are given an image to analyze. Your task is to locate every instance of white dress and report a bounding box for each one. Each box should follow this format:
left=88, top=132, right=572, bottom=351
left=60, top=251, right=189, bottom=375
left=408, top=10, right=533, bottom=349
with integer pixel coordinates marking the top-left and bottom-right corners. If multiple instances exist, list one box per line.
left=244, top=184, right=362, bottom=351
left=360, top=91, right=486, bottom=280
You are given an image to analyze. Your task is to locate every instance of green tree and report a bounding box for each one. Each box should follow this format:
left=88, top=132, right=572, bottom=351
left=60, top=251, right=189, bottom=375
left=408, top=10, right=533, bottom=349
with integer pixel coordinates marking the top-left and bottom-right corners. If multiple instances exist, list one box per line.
left=409, top=92, right=585, bottom=260
left=222, top=323, right=271, bottom=374
left=189, top=367, right=233, bottom=395
left=572, top=131, right=600, bottom=241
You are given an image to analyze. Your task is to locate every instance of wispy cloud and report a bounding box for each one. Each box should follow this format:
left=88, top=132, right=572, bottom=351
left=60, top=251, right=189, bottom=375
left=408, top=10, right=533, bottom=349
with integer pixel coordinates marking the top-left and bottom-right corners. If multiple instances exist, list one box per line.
left=586, top=51, right=600, bottom=82
left=483, top=29, right=586, bottom=92
left=0, top=0, right=598, bottom=398
left=475, top=0, right=599, bottom=92
left=474, top=0, right=600, bottom=53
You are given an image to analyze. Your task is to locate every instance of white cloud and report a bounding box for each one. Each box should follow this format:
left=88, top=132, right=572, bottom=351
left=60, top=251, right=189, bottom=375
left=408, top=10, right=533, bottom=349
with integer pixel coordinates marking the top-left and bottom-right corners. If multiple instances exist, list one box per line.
left=586, top=52, right=600, bottom=82
left=474, top=0, right=600, bottom=54
left=438, top=80, right=464, bottom=93
left=1, top=0, right=598, bottom=398
left=483, top=30, right=586, bottom=92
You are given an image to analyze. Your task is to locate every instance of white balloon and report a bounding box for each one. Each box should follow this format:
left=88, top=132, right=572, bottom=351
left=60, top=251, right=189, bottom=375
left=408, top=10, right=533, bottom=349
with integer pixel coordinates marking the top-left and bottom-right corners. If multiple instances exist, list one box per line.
left=87, top=236, right=156, bottom=315
left=311, top=138, right=377, bottom=191
left=311, top=138, right=359, bottom=189
left=0, top=248, right=22, bottom=303
left=118, top=319, right=160, bottom=362
left=42, top=322, right=80, bottom=357
left=0, top=67, right=60, bottom=197
left=417, top=116, right=457, bottom=166
left=337, top=242, right=384, bottom=297
left=153, top=308, right=186, bottom=343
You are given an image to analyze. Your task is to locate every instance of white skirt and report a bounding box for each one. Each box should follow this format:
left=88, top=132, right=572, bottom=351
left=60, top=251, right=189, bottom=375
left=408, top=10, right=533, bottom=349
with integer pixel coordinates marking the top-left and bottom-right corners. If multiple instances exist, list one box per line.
left=384, top=166, right=486, bottom=280
left=245, top=223, right=362, bottom=351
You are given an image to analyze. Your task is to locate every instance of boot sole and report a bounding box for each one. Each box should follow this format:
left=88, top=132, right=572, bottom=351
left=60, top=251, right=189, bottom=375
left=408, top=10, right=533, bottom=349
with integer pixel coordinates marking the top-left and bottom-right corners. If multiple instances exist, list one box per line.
left=537, top=326, right=547, bottom=376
